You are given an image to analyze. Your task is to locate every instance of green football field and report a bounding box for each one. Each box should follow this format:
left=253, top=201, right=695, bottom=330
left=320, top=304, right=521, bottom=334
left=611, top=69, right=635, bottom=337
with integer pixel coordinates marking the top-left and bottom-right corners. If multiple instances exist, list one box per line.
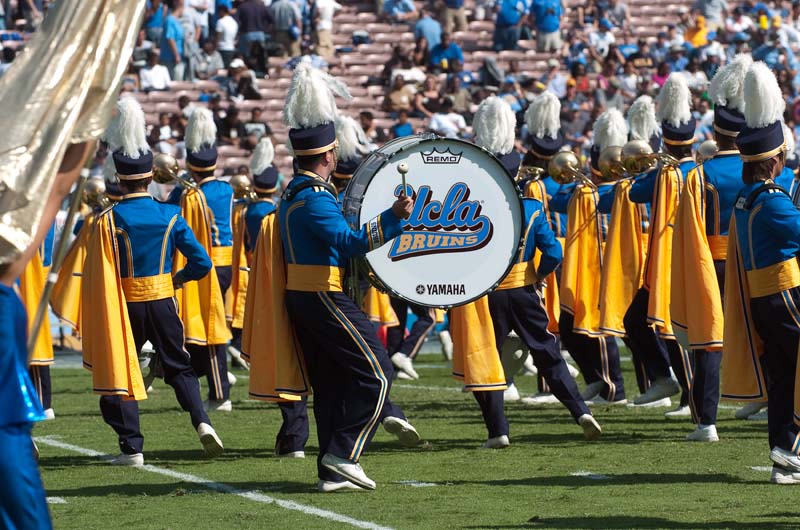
left=34, top=349, right=799, bottom=530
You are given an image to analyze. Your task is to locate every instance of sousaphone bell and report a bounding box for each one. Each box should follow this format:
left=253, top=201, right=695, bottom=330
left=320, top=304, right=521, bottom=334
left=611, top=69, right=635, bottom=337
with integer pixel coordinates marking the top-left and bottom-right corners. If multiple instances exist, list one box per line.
left=548, top=151, right=595, bottom=188
left=153, top=153, right=199, bottom=190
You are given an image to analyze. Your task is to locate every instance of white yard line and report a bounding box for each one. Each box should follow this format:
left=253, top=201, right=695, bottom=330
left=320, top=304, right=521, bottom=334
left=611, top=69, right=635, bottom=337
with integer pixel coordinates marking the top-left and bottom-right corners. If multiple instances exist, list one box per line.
left=749, top=466, right=773, bottom=472
left=35, top=437, right=394, bottom=530
left=393, top=384, right=464, bottom=393
left=570, top=471, right=610, bottom=480
left=393, top=480, right=436, bottom=487
left=46, top=497, right=67, bottom=504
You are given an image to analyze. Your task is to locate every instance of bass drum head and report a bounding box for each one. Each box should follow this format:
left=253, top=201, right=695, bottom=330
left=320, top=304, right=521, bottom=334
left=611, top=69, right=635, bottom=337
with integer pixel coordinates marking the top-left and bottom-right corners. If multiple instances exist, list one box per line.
left=356, top=137, right=523, bottom=307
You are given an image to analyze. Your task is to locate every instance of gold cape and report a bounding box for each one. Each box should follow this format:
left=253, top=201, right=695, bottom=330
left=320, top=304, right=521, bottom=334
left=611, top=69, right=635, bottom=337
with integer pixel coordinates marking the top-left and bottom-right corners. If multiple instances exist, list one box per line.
left=451, top=296, right=506, bottom=391
left=363, top=287, right=399, bottom=326
left=228, top=201, right=249, bottom=329
left=81, top=211, right=146, bottom=400
left=559, top=185, right=603, bottom=336
left=525, top=179, right=561, bottom=332
left=599, top=180, right=646, bottom=336
left=242, top=213, right=309, bottom=401
left=175, top=189, right=232, bottom=346
left=721, top=216, right=767, bottom=401
left=19, top=250, right=54, bottom=365
left=671, top=167, right=724, bottom=349
left=644, top=165, right=682, bottom=337
left=51, top=214, right=97, bottom=332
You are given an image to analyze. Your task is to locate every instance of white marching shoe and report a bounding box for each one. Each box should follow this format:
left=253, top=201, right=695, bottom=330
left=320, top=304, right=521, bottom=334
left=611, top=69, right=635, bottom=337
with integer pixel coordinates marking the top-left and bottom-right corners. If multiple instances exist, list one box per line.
left=382, top=416, right=420, bottom=447
left=227, top=344, right=250, bottom=370
left=317, top=479, right=366, bottom=492
left=771, top=465, right=800, bottom=484
left=578, top=414, right=602, bottom=441
left=439, top=330, right=453, bottom=361
left=204, top=399, right=232, bottom=412
left=628, top=397, right=672, bottom=408
left=503, top=383, right=521, bottom=402
left=735, top=401, right=768, bottom=419
left=276, top=451, right=306, bottom=459
left=770, top=447, right=800, bottom=473
left=500, top=333, right=527, bottom=379
left=481, top=435, right=510, bottom=449
left=321, top=454, right=376, bottom=490
left=43, top=408, right=55, bottom=420
left=521, top=392, right=559, bottom=405
left=565, top=362, right=580, bottom=379
left=665, top=405, right=692, bottom=418
left=580, top=381, right=604, bottom=401
left=587, top=396, right=628, bottom=406
left=227, top=371, right=238, bottom=386
left=391, top=353, right=419, bottom=380
left=632, top=377, right=680, bottom=405
left=111, top=453, right=144, bottom=467
left=197, top=423, right=224, bottom=458
left=686, top=424, right=719, bottom=442
left=747, top=409, right=769, bottom=421
left=396, top=371, right=414, bottom=380
left=521, top=354, right=538, bottom=376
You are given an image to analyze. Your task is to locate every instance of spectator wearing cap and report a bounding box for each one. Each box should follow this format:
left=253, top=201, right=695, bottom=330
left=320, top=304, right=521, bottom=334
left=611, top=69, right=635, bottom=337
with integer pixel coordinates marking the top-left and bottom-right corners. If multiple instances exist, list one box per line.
left=530, top=0, right=564, bottom=52
left=666, top=23, right=685, bottom=48
left=215, top=5, right=238, bottom=68
left=692, top=0, right=728, bottom=31
left=238, top=0, right=270, bottom=59
left=196, top=40, right=225, bottom=80
left=429, top=32, right=464, bottom=71
left=666, top=44, right=689, bottom=72
left=493, top=0, right=529, bottom=51
left=685, top=14, right=709, bottom=48
left=628, top=38, right=655, bottom=71
left=588, top=18, right=616, bottom=69
left=652, top=31, right=670, bottom=64
left=415, top=7, right=442, bottom=51
left=443, top=0, right=468, bottom=33
left=428, top=98, right=467, bottom=138
left=140, top=51, right=172, bottom=92
left=594, top=76, right=625, bottom=110
left=383, top=0, right=416, bottom=23
left=269, top=0, right=302, bottom=57
left=160, top=1, right=186, bottom=81
left=390, top=109, right=414, bottom=139
left=541, top=58, right=568, bottom=98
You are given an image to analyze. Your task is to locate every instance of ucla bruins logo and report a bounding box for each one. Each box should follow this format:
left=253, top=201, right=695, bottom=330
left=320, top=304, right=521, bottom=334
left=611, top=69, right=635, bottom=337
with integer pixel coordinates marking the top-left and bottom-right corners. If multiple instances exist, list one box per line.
left=387, top=182, right=493, bottom=261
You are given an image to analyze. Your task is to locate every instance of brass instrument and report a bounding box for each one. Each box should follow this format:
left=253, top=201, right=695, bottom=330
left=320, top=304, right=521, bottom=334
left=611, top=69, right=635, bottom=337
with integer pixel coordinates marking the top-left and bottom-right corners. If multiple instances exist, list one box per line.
left=229, top=173, right=255, bottom=201
left=620, top=140, right=679, bottom=174
left=598, top=146, right=626, bottom=182
left=82, top=178, right=110, bottom=209
left=515, top=165, right=546, bottom=183
left=696, top=140, right=719, bottom=164
left=153, top=153, right=199, bottom=190
left=548, top=151, right=595, bottom=188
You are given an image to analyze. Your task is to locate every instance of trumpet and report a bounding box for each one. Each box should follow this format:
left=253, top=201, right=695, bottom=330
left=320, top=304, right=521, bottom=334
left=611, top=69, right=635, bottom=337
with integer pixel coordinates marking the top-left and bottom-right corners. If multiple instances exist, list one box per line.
left=598, top=146, right=626, bottom=182
left=82, top=178, right=110, bottom=209
left=548, top=151, right=595, bottom=188
left=153, top=153, right=199, bottom=190
left=229, top=173, right=255, bottom=201
left=515, top=165, right=546, bottom=183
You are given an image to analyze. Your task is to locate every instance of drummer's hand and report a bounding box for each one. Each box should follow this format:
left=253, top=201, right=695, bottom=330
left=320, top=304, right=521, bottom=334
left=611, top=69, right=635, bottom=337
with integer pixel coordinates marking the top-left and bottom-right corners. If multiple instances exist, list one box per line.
left=392, top=195, right=413, bottom=219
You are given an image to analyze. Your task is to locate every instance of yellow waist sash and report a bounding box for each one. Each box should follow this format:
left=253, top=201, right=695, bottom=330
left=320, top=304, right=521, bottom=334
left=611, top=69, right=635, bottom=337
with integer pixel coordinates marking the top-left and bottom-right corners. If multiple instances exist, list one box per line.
left=747, top=259, right=800, bottom=298
left=286, top=265, right=344, bottom=292
left=211, top=245, right=233, bottom=267
left=497, top=261, right=536, bottom=290
left=121, top=274, right=174, bottom=302
left=707, top=235, right=728, bottom=261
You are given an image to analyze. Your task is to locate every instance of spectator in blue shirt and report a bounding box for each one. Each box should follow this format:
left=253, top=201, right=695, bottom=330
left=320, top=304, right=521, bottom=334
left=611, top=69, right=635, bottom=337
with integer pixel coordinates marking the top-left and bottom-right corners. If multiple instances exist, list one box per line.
left=753, top=35, right=799, bottom=71
left=391, top=109, right=414, bottom=138
left=383, top=0, right=416, bottom=23
left=160, top=2, right=186, bottom=81
left=429, top=32, right=464, bottom=71
left=414, top=7, right=442, bottom=51
left=494, top=0, right=529, bottom=51
left=665, top=44, right=689, bottom=72
left=144, top=0, right=167, bottom=44
left=530, top=0, right=563, bottom=52
left=443, top=0, right=468, bottom=32
left=450, top=59, right=478, bottom=87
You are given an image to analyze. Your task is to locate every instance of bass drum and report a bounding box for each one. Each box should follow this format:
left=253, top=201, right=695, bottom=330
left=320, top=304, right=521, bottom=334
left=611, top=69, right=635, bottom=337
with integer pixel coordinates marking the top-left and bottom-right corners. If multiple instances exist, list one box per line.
left=342, top=134, right=523, bottom=308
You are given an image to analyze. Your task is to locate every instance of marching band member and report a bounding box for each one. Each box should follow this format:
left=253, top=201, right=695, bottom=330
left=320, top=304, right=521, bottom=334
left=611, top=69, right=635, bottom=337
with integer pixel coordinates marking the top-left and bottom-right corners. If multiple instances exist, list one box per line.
left=551, top=110, right=627, bottom=406
left=598, top=95, right=655, bottom=400
left=82, top=98, right=223, bottom=466
left=473, top=96, right=601, bottom=442
left=776, top=123, right=798, bottom=196
left=723, top=61, right=800, bottom=484
left=227, top=173, right=251, bottom=370
left=169, top=108, right=234, bottom=412
left=244, top=138, right=279, bottom=255
left=278, top=63, right=418, bottom=491
left=626, top=73, right=695, bottom=407
left=672, top=55, right=752, bottom=442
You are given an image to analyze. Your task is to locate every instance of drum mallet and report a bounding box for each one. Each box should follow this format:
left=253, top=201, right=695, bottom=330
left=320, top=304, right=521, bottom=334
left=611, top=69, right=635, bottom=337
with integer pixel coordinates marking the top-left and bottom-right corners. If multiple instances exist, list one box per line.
left=397, top=162, right=409, bottom=196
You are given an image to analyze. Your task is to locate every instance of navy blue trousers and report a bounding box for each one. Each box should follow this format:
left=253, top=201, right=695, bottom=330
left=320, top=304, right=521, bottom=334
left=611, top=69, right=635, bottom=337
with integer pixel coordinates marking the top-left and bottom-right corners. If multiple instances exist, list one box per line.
left=689, top=260, right=725, bottom=425
left=28, top=365, right=51, bottom=410
left=275, top=399, right=310, bottom=454
left=386, top=298, right=436, bottom=359
left=190, top=265, right=231, bottom=401
left=285, top=290, right=401, bottom=481
left=751, top=287, right=800, bottom=453
left=559, top=313, right=626, bottom=402
left=0, top=423, right=51, bottom=530
left=101, top=298, right=210, bottom=455
left=489, top=286, right=591, bottom=419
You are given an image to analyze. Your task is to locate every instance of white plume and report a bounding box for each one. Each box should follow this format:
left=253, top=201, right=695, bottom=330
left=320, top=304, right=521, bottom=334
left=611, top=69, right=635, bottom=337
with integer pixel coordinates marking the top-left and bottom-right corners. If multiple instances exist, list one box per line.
left=525, top=91, right=561, bottom=139
left=593, top=109, right=628, bottom=151
left=103, top=156, right=119, bottom=183
left=284, top=62, right=352, bottom=129
left=744, top=61, right=786, bottom=128
left=783, top=123, right=796, bottom=159
left=109, top=96, right=148, bottom=159
left=335, top=115, right=370, bottom=161
left=250, top=137, right=275, bottom=176
left=708, top=54, right=752, bottom=112
left=185, top=107, right=217, bottom=153
left=656, top=73, right=693, bottom=128
left=628, top=95, right=660, bottom=142
left=474, top=96, right=516, bottom=155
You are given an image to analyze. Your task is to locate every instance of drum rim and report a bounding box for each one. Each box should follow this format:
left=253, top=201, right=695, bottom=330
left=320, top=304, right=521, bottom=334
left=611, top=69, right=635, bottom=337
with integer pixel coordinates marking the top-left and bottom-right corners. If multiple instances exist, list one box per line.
left=346, top=134, right=526, bottom=309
